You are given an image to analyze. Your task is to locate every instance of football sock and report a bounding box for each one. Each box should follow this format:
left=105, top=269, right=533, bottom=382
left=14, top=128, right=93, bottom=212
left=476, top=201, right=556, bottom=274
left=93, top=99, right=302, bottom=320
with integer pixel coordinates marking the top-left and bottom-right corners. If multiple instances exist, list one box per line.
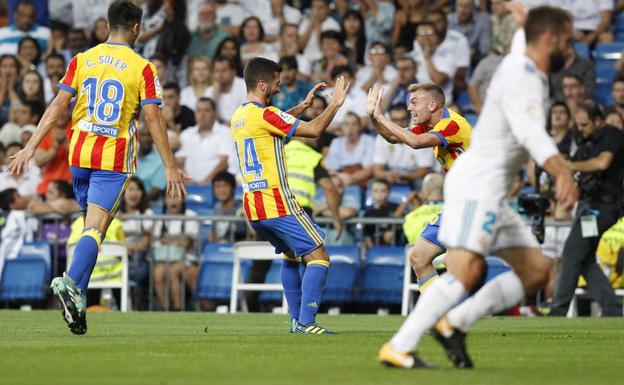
left=298, top=260, right=329, bottom=325
left=280, top=257, right=302, bottom=321
left=390, top=273, right=467, bottom=352
left=448, top=270, right=524, bottom=333
left=417, top=270, right=439, bottom=292
left=67, top=227, right=102, bottom=293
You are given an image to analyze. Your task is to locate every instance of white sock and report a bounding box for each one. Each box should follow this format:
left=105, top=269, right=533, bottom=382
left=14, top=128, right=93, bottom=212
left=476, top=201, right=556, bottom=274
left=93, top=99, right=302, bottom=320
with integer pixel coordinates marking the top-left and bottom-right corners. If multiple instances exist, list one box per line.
left=390, top=273, right=467, bottom=352
left=447, top=270, right=524, bottom=332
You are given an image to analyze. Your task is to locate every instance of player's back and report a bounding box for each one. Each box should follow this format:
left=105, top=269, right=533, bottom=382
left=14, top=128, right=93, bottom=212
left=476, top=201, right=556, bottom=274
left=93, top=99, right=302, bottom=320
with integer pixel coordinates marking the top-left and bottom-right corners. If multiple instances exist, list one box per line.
left=59, top=42, right=161, bottom=173
left=231, top=102, right=302, bottom=221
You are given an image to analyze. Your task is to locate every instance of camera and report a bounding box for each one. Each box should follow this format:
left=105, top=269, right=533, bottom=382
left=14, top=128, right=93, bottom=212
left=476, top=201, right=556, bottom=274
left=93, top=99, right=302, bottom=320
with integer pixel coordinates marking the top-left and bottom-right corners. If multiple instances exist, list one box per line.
left=518, top=193, right=551, bottom=244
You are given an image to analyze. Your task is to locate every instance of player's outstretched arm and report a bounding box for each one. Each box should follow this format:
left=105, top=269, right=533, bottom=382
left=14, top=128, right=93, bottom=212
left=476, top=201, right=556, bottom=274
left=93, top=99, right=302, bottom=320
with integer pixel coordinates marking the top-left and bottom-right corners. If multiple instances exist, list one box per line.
left=294, top=76, right=350, bottom=138
left=7, top=90, right=73, bottom=176
left=143, top=104, right=190, bottom=200
left=287, top=82, right=327, bottom=118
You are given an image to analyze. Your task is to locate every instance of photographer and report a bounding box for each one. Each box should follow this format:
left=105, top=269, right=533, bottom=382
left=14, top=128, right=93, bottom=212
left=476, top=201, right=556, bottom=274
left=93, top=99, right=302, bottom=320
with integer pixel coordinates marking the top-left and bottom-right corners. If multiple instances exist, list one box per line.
left=551, top=103, right=624, bottom=316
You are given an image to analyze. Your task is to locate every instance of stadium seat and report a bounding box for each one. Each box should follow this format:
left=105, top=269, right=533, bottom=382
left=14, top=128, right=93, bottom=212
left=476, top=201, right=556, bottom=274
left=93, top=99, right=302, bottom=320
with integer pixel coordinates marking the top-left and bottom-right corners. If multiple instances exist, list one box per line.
left=594, top=42, right=624, bottom=61
left=324, top=246, right=360, bottom=303
left=258, top=261, right=283, bottom=302
left=456, top=91, right=473, bottom=113
left=465, top=113, right=478, bottom=127
left=573, top=42, right=590, bottom=60
left=196, top=243, right=235, bottom=301
left=234, top=185, right=244, bottom=201
left=18, top=241, right=52, bottom=271
left=360, top=246, right=405, bottom=304
left=185, top=185, right=215, bottom=211
left=0, top=257, right=50, bottom=301
left=594, top=77, right=614, bottom=106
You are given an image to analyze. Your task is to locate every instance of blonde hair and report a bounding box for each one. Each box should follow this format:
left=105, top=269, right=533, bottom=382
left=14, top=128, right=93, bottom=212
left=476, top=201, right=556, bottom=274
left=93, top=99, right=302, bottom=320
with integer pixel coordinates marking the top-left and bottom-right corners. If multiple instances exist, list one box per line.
left=188, top=56, right=212, bottom=87
left=407, top=83, right=445, bottom=107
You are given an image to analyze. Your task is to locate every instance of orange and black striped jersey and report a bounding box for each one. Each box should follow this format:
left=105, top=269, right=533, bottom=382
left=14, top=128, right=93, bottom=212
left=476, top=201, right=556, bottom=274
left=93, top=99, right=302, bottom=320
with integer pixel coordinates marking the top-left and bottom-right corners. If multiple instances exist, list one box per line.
left=58, top=42, right=162, bottom=173
left=230, top=102, right=303, bottom=221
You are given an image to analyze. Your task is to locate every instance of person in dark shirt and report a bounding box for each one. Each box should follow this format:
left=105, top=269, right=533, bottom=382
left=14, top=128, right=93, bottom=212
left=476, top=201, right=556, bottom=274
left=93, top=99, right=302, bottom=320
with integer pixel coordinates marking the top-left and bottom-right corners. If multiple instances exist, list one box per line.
left=162, top=82, right=196, bottom=133
left=363, top=178, right=399, bottom=248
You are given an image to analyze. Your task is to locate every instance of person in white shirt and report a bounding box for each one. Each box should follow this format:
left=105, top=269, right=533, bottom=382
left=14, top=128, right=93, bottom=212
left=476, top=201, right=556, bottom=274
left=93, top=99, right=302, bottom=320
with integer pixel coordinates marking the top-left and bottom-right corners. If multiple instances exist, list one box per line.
left=557, top=0, right=613, bottom=45
left=372, top=104, right=434, bottom=187
left=176, top=98, right=233, bottom=185
left=0, top=142, right=40, bottom=198
left=180, top=56, right=212, bottom=112
left=42, top=53, right=66, bottom=104
left=273, top=23, right=312, bottom=79
left=206, top=57, right=247, bottom=124
left=298, top=0, right=341, bottom=63
left=320, top=66, right=369, bottom=133
left=241, top=0, right=302, bottom=39
left=379, top=6, right=578, bottom=369
left=0, top=2, right=51, bottom=56
left=355, top=42, right=397, bottom=95
left=0, top=188, right=30, bottom=277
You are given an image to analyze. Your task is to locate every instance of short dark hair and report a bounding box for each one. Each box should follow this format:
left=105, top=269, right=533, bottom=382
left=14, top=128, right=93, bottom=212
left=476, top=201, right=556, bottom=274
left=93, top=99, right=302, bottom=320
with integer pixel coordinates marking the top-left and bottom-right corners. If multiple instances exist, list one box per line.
left=197, top=97, right=216, bottom=110
left=320, top=30, right=343, bottom=44
left=243, top=57, right=282, bottom=92
left=372, top=178, right=390, bottom=190
left=331, top=65, right=354, bottom=80
left=6, top=142, right=24, bottom=151
left=18, top=37, right=41, bottom=65
left=389, top=103, right=408, bottom=114
left=108, top=0, right=143, bottom=32
left=214, top=56, right=236, bottom=70
left=525, top=6, right=572, bottom=44
left=22, top=100, right=44, bottom=119
left=45, top=52, right=65, bottom=65
left=51, top=180, right=75, bottom=199
left=213, top=171, right=236, bottom=190
left=149, top=53, right=167, bottom=65
left=163, top=82, right=181, bottom=94
left=278, top=56, right=298, bottom=71
left=240, top=16, right=265, bottom=42
left=280, top=23, right=298, bottom=36
left=0, top=188, right=17, bottom=211
left=612, top=76, right=624, bottom=88
left=370, top=41, right=392, bottom=57
left=562, top=72, right=583, bottom=84
left=575, top=102, right=604, bottom=121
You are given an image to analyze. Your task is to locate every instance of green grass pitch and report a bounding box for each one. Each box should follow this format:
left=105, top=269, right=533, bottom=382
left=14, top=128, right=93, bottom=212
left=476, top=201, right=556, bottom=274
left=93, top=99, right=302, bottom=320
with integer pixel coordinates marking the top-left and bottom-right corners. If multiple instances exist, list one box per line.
left=0, top=311, right=622, bottom=385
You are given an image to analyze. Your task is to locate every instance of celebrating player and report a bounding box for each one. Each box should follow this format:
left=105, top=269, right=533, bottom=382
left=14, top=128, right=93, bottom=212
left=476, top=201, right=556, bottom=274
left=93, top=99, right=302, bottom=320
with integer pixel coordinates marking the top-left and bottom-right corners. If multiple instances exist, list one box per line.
left=377, top=6, right=578, bottom=368
left=231, top=57, right=348, bottom=334
left=7, top=0, right=188, bottom=334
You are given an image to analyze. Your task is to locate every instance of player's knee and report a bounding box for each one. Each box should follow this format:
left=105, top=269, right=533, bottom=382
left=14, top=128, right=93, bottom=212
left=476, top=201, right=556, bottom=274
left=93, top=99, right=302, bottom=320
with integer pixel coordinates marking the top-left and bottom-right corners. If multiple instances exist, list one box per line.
left=447, top=254, right=486, bottom=291
left=409, top=248, right=429, bottom=272
left=526, top=258, right=552, bottom=295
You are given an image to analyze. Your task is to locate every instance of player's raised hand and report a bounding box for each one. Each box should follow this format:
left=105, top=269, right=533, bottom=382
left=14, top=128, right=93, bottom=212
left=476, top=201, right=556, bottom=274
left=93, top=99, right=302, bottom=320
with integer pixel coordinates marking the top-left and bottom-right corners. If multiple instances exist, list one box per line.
left=366, top=83, right=384, bottom=117
left=7, top=146, right=35, bottom=176
left=329, top=76, right=350, bottom=107
left=301, top=82, right=327, bottom=109
left=165, top=167, right=191, bottom=200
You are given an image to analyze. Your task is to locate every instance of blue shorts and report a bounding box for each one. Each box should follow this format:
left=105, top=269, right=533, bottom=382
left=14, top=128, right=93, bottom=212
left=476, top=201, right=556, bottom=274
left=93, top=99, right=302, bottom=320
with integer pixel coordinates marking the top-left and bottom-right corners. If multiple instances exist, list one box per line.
left=250, top=211, right=326, bottom=258
left=420, top=211, right=445, bottom=250
left=70, top=167, right=131, bottom=215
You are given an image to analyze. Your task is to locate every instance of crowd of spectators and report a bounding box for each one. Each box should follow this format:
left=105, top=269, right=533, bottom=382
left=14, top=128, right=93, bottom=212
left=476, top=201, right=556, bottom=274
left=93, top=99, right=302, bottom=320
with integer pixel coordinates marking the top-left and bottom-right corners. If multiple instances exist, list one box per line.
left=2, top=0, right=624, bottom=311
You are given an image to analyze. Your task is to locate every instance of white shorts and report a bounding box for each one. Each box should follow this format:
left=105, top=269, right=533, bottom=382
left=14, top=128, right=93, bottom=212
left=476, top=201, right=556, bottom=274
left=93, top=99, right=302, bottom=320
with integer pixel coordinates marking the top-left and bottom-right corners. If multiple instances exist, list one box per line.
left=438, top=199, right=539, bottom=256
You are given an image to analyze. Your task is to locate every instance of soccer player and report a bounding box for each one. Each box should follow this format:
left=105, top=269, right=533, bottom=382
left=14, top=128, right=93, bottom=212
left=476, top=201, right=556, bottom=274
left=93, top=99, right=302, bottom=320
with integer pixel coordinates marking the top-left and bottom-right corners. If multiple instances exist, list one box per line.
left=231, top=57, right=348, bottom=334
left=7, top=0, right=188, bottom=334
left=367, top=83, right=471, bottom=292
left=377, top=6, right=578, bottom=368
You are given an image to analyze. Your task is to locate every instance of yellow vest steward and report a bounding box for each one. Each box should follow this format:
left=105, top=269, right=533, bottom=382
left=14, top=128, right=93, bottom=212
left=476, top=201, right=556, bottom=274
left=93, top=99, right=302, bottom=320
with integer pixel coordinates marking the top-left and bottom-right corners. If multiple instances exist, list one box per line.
left=285, top=140, right=323, bottom=210
left=403, top=202, right=443, bottom=244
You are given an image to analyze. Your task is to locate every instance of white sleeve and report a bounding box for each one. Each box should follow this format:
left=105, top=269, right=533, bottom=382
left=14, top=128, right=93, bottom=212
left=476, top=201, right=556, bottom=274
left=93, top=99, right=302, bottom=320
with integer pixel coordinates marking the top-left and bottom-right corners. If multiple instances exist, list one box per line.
left=501, top=74, right=559, bottom=166
left=218, top=132, right=234, bottom=157
left=453, top=34, right=471, bottom=68
left=373, top=135, right=389, bottom=165
left=510, top=28, right=526, bottom=56
left=599, top=0, right=614, bottom=11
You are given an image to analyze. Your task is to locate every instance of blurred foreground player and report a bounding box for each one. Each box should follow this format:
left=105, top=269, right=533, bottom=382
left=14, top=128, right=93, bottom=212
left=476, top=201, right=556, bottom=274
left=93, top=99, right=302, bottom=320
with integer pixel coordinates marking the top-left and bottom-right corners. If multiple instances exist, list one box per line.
left=8, top=0, right=188, bottom=334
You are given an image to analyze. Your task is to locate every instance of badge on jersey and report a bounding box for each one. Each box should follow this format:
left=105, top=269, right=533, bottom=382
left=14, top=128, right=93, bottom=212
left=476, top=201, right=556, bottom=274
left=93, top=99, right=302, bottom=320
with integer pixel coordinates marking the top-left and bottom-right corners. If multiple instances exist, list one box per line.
left=278, top=111, right=296, bottom=125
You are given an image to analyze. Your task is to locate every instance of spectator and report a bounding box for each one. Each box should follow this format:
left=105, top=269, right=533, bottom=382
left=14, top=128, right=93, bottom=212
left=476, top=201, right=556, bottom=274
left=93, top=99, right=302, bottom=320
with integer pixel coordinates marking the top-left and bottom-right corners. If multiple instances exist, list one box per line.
left=0, top=100, right=43, bottom=147
left=490, top=0, right=516, bottom=56
left=68, top=0, right=109, bottom=31
left=239, top=16, right=278, bottom=67
left=392, top=0, right=428, bottom=50
left=314, top=175, right=358, bottom=245
left=67, top=28, right=89, bottom=57
left=340, top=10, right=367, bottom=67
left=467, top=50, right=503, bottom=114
left=180, top=56, right=212, bottom=111
left=0, top=188, right=30, bottom=276
left=356, top=42, right=397, bottom=94
left=206, top=57, right=247, bottom=124
left=302, top=95, right=335, bottom=156
left=27, top=179, right=79, bottom=215
left=20, top=124, right=35, bottom=146
left=155, top=0, right=191, bottom=68
left=162, top=83, right=196, bottom=133
left=272, top=56, right=313, bottom=111
left=17, top=69, right=45, bottom=106
left=363, top=178, right=400, bottom=248
left=187, top=1, right=230, bottom=60
left=136, top=128, right=167, bottom=204
left=373, top=103, right=434, bottom=187
left=34, top=107, right=70, bottom=197
left=149, top=53, right=171, bottom=86
left=325, top=112, right=374, bottom=187
left=427, top=10, right=470, bottom=96
left=45, top=22, right=72, bottom=63
left=310, top=30, right=349, bottom=85
left=243, top=0, right=302, bottom=39
left=383, top=56, right=418, bottom=111
left=16, top=36, right=42, bottom=73
left=0, top=55, right=21, bottom=125
left=360, top=0, right=395, bottom=47
left=566, top=0, right=613, bottom=46
left=411, top=21, right=457, bottom=105
left=606, top=111, right=624, bottom=131
left=176, top=97, right=232, bottom=185
left=562, top=72, right=588, bottom=114
left=298, top=0, right=341, bottom=63
left=448, top=0, right=491, bottom=65
left=604, top=77, right=624, bottom=119
left=548, top=101, right=574, bottom=155
left=216, top=37, right=243, bottom=77
left=0, top=2, right=50, bottom=55
left=42, top=53, right=65, bottom=103
left=274, top=23, right=312, bottom=79
left=320, top=66, right=368, bottom=132
left=90, top=17, right=110, bottom=47
left=153, top=195, right=199, bottom=311
left=0, top=143, right=41, bottom=199
left=214, top=0, right=248, bottom=36
left=118, top=176, right=154, bottom=309
left=209, top=171, right=246, bottom=243
left=137, top=0, right=166, bottom=59
left=550, top=43, right=595, bottom=102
